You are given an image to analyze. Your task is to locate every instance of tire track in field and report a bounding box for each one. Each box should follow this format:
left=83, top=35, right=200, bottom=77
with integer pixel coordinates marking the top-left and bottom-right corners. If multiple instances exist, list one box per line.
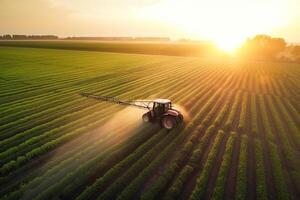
left=135, top=76, right=221, bottom=195
left=196, top=89, right=237, bottom=200
left=225, top=90, right=255, bottom=200
left=224, top=90, right=250, bottom=200
left=204, top=89, right=243, bottom=200
left=178, top=87, right=236, bottom=200
left=146, top=87, right=230, bottom=198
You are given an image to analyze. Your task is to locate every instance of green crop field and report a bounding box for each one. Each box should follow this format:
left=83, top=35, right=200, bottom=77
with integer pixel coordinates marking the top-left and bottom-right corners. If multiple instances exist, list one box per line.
left=0, top=45, right=300, bottom=200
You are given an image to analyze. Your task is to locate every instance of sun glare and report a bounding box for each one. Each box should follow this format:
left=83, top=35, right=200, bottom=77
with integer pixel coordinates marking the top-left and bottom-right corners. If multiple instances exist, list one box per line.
left=140, top=0, right=290, bottom=53
left=212, top=35, right=246, bottom=53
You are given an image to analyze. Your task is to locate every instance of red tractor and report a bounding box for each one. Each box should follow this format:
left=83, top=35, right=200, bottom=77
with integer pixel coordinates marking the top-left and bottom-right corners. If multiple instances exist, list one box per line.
left=142, top=99, right=183, bottom=130
left=80, top=93, right=183, bottom=130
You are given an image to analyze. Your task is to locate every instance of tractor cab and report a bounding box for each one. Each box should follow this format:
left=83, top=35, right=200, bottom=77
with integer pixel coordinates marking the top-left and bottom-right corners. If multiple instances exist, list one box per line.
left=153, top=99, right=171, bottom=115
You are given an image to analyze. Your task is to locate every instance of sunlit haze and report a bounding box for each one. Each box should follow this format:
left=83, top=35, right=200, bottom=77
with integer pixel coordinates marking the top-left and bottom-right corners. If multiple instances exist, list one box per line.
left=1, top=0, right=299, bottom=52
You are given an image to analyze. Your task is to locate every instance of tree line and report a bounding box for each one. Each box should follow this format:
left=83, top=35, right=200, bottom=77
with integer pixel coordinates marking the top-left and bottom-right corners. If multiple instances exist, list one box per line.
left=0, top=35, right=59, bottom=40
left=0, top=35, right=170, bottom=41
left=238, top=34, right=300, bottom=62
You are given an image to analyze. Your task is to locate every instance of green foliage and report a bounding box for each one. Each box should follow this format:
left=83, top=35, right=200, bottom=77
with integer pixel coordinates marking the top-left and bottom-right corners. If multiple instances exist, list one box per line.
left=224, top=92, right=242, bottom=131
left=237, top=93, right=248, bottom=132
left=214, top=91, right=233, bottom=126
left=250, top=94, right=258, bottom=135
left=75, top=130, right=167, bottom=200
left=239, top=34, right=287, bottom=60
left=189, top=130, right=225, bottom=200
left=100, top=128, right=185, bottom=200
left=268, top=143, right=290, bottom=200
left=144, top=125, right=216, bottom=200
left=0, top=46, right=300, bottom=200
left=257, top=95, right=276, bottom=142
left=235, top=135, right=248, bottom=200
left=211, top=132, right=236, bottom=200
left=254, top=139, right=267, bottom=200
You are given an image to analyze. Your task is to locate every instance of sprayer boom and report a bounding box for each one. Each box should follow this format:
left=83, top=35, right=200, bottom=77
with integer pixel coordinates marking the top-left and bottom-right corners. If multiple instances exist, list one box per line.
left=80, top=92, right=184, bottom=130
left=80, top=92, right=152, bottom=110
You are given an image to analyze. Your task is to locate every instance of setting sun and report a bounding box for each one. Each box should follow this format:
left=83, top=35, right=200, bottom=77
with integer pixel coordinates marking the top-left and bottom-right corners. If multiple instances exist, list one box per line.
left=214, top=38, right=243, bottom=53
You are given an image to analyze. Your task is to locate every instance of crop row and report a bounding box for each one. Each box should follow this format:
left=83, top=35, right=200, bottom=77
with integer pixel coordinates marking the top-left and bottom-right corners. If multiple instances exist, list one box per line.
left=281, top=98, right=300, bottom=128
left=272, top=96, right=300, bottom=147
left=0, top=56, right=188, bottom=117
left=139, top=75, right=235, bottom=199
left=189, top=130, right=225, bottom=200
left=0, top=121, right=138, bottom=194
left=254, top=139, right=267, bottom=200
left=0, top=111, right=113, bottom=175
left=237, top=93, right=248, bottom=132
left=257, top=95, right=292, bottom=199
left=96, top=128, right=184, bottom=200
left=201, top=89, right=231, bottom=127
left=0, top=63, right=189, bottom=150
left=144, top=125, right=206, bottom=199
left=0, top=62, right=199, bottom=162
left=0, top=62, right=143, bottom=110
left=86, top=70, right=229, bottom=199
left=257, top=95, right=276, bottom=142
left=213, top=90, right=234, bottom=126
left=0, top=52, right=167, bottom=103
left=96, top=74, right=232, bottom=199
left=268, top=143, right=290, bottom=200
left=161, top=125, right=216, bottom=200
left=0, top=104, right=116, bottom=163
left=0, top=60, right=186, bottom=135
left=265, top=95, right=300, bottom=194
left=142, top=74, right=236, bottom=199
left=74, top=129, right=168, bottom=200
left=250, top=94, right=258, bottom=135
left=265, top=95, right=299, bottom=169
left=210, top=132, right=236, bottom=200
left=35, top=128, right=171, bottom=200
left=1, top=63, right=209, bottom=197
left=235, top=135, right=248, bottom=200
left=130, top=69, right=238, bottom=199
left=224, top=91, right=242, bottom=130
left=34, top=68, right=206, bottom=197
left=3, top=124, right=157, bottom=200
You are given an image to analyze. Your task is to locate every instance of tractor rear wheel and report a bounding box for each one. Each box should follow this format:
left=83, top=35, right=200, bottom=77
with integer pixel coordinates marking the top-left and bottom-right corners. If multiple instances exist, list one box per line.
left=161, top=116, right=176, bottom=130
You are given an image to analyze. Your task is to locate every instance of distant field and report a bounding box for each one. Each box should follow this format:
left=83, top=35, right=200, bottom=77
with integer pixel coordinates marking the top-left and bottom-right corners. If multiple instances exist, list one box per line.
left=0, top=46, right=300, bottom=200
left=0, top=40, right=218, bottom=57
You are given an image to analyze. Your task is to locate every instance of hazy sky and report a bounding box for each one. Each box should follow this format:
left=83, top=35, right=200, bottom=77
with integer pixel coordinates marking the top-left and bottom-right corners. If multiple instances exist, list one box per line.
left=1, top=0, right=299, bottom=44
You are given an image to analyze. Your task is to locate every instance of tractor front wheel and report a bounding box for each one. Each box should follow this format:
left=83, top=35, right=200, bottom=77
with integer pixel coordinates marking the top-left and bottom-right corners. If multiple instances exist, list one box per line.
left=178, top=114, right=183, bottom=122
left=142, top=113, right=151, bottom=123
left=161, top=116, right=176, bottom=130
